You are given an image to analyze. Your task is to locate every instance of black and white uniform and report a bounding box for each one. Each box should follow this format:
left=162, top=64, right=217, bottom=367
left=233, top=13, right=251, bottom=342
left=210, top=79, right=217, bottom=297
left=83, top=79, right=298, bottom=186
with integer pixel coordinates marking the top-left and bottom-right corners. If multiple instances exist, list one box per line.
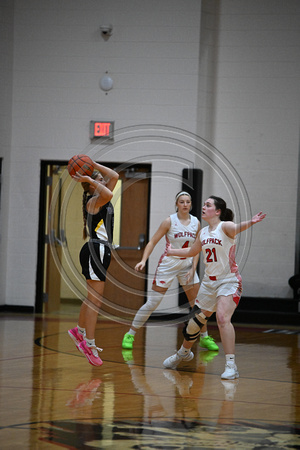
left=196, top=221, right=242, bottom=311
left=80, top=197, right=114, bottom=282
left=153, top=213, right=200, bottom=289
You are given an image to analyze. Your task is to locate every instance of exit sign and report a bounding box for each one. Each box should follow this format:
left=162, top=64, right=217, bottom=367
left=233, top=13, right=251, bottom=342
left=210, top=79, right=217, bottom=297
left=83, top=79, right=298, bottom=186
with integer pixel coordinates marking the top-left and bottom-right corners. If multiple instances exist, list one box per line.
left=90, top=121, right=114, bottom=139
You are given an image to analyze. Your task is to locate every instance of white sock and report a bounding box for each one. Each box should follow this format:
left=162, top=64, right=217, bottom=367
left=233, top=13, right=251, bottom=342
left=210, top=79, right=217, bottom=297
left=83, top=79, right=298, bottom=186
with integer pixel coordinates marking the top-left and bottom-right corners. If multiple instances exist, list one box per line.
left=77, top=325, right=85, bottom=335
left=178, top=345, right=190, bottom=356
left=128, top=329, right=136, bottom=336
left=226, top=354, right=235, bottom=364
left=201, top=331, right=208, bottom=338
left=86, top=338, right=96, bottom=347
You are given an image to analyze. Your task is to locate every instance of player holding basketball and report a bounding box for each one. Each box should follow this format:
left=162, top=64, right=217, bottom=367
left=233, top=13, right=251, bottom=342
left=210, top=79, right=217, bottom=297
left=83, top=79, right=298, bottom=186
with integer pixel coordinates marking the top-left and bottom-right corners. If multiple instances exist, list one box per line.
left=163, top=196, right=266, bottom=379
left=122, top=191, right=218, bottom=353
left=68, top=160, right=119, bottom=366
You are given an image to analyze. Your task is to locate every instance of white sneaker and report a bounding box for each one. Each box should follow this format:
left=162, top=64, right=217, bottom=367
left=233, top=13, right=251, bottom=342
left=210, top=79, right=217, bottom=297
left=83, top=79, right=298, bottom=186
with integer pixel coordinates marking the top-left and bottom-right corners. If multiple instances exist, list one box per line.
left=221, top=362, right=239, bottom=380
left=163, top=370, right=193, bottom=396
left=163, top=351, right=194, bottom=369
left=221, top=379, right=239, bottom=401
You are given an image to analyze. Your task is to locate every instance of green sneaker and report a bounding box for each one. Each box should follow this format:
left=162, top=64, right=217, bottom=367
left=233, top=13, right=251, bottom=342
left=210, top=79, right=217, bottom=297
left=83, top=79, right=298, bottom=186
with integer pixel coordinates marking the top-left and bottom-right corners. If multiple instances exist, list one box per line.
left=199, top=350, right=219, bottom=364
left=122, top=332, right=135, bottom=349
left=199, top=335, right=219, bottom=351
left=122, top=349, right=134, bottom=363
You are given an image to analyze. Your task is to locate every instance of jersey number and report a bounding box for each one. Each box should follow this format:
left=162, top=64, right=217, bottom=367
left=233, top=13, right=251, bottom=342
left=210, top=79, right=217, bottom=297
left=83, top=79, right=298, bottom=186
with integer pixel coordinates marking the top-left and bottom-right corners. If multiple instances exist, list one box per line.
left=205, top=248, right=217, bottom=263
left=180, top=241, right=189, bottom=259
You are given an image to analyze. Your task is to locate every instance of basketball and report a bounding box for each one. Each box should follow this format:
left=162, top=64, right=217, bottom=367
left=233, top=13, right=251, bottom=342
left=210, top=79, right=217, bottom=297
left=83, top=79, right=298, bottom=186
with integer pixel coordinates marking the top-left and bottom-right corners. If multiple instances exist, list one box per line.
left=67, top=154, right=94, bottom=177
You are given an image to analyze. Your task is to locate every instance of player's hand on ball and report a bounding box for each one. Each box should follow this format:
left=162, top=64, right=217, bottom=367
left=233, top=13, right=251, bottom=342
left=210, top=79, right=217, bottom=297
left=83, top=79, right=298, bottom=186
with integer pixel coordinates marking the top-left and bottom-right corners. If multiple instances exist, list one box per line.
left=67, top=154, right=94, bottom=177
left=72, top=172, right=92, bottom=182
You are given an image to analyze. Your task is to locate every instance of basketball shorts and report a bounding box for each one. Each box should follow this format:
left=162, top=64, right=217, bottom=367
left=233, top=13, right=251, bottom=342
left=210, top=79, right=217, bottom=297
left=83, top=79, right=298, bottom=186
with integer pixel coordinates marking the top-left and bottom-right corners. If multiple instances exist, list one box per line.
left=195, top=273, right=242, bottom=312
left=153, top=256, right=200, bottom=289
left=80, top=240, right=111, bottom=282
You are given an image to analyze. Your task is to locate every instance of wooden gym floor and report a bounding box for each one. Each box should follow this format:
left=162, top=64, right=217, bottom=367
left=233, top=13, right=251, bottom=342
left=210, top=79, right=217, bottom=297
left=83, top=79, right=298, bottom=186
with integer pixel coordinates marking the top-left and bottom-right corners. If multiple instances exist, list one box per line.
left=0, top=309, right=299, bottom=449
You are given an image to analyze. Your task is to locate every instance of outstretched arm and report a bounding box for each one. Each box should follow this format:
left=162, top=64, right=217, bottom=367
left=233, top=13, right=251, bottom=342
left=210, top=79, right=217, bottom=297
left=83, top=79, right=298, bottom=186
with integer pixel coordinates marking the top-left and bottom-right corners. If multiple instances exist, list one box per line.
left=222, top=211, right=266, bottom=238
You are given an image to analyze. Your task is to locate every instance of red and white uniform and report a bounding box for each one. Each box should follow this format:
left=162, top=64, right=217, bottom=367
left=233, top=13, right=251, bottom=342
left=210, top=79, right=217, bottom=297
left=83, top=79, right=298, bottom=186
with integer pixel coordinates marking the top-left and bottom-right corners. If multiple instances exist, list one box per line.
left=196, top=222, right=242, bottom=311
left=201, top=222, right=238, bottom=279
left=153, top=213, right=199, bottom=288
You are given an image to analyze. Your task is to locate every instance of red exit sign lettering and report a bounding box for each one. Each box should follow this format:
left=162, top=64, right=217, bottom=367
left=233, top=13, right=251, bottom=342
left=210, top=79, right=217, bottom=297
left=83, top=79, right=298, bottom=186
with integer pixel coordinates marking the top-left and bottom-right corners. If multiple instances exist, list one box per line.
left=90, top=121, right=114, bottom=139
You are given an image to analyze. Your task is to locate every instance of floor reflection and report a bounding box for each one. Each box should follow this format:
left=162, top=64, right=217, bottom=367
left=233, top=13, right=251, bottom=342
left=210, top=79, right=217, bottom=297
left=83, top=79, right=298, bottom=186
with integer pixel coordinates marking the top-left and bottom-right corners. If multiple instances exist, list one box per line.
left=0, top=313, right=299, bottom=449
left=66, top=378, right=102, bottom=408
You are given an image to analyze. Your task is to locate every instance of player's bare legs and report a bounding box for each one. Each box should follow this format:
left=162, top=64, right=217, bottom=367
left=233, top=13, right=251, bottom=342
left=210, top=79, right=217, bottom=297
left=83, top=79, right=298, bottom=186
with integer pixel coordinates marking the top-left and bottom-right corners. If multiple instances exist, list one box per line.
left=78, top=280, right=104, bottom=340
left=216, top=295, right=239, bottom=379
left=215, top=295, right=236, bottom=354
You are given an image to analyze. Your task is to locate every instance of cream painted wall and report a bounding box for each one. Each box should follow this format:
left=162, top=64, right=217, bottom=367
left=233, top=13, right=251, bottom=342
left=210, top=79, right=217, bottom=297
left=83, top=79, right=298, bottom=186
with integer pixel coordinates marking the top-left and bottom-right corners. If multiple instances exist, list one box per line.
left=0, top=0, right=299, bottom=308
left=198, top=0, right=300, bottom=297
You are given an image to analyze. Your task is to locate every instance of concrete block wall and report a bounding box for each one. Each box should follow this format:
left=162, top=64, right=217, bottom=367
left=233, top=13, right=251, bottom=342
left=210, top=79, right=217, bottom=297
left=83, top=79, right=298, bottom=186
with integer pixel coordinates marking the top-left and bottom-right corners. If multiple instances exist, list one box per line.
left=198, top=0, right=300, bottom=297
left=0, top=0, right=202, bottom=307
left=0, top=0, right=299, bottom=308
left=0, top=0, right=14, bottom=305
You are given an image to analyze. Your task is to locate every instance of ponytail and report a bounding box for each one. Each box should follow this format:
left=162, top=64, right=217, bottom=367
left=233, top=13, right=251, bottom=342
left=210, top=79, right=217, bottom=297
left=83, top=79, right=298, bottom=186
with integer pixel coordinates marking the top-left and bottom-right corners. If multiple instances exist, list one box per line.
left=82, top=191, right=89, bottom=239
left=210, top=195, right=234, bottom=221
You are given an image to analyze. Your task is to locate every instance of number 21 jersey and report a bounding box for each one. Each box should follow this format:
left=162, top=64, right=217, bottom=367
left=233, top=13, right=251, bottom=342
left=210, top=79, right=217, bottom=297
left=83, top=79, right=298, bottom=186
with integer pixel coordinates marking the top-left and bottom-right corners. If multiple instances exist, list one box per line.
left=200, top=222, right=238, bottom=278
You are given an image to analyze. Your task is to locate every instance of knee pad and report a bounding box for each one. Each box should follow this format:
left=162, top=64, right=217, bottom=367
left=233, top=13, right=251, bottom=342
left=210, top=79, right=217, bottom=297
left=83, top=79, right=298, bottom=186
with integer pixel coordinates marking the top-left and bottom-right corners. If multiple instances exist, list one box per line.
left=183, top=306, right=209, bottom=341
left=183, top=320, right=201, bottom=341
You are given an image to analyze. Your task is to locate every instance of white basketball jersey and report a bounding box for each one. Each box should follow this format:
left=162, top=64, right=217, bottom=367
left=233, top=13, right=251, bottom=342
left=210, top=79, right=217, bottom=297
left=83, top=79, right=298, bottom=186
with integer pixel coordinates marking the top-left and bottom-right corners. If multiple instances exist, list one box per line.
left=165, top=213, right=199, bottom=257
left=200, top=221, right=238, bottom=277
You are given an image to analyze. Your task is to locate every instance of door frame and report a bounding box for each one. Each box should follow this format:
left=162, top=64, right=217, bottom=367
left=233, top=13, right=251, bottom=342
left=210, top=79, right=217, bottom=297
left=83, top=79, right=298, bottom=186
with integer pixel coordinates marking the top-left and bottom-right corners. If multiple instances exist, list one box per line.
left=35, top=160, right=151, bottom=313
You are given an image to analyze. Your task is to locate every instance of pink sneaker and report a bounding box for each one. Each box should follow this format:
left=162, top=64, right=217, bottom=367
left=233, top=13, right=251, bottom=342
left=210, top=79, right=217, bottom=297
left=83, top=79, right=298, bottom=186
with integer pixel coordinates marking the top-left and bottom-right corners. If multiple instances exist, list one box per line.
left=68, top=327, right=85, bottom=350
left=78, top=340, right=103, bottom=366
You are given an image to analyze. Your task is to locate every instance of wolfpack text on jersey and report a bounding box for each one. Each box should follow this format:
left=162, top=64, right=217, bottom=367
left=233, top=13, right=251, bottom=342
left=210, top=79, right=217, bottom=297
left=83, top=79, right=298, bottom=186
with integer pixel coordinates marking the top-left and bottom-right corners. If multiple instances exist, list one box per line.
left=165, top=213, right=199, bottom=256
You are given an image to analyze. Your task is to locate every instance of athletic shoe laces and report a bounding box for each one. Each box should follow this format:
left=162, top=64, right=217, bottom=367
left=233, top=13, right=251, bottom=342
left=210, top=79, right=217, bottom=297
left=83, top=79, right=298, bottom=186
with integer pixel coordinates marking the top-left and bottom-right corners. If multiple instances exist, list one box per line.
left=89, top=346, right=103, bottom=357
